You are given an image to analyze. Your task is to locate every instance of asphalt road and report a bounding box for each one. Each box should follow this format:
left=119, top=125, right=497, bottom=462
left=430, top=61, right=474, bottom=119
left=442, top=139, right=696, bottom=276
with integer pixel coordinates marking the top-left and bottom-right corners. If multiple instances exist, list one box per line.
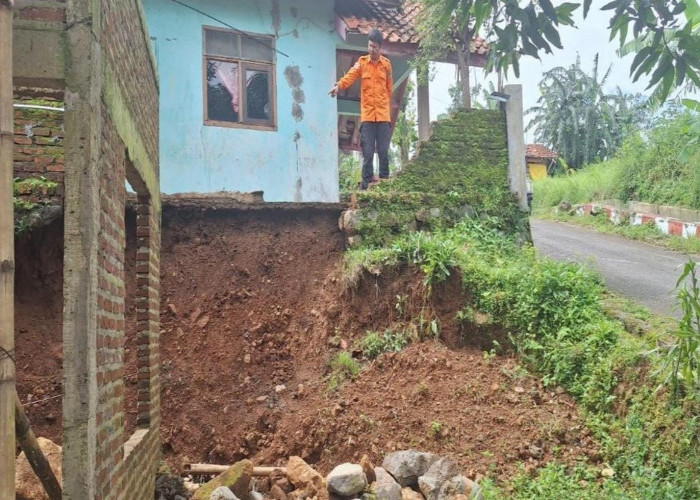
left=531, top=219, right=697, bottom=318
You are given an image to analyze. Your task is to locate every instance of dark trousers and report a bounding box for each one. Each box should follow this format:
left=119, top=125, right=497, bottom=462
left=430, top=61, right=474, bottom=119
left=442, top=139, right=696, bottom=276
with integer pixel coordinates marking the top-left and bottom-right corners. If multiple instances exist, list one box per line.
left=360, top=121, right=391, bottom=188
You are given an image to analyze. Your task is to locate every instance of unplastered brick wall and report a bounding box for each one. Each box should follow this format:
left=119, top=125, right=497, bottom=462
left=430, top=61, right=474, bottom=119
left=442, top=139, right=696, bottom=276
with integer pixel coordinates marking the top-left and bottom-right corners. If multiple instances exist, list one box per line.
left=102, top=0, right=159, bottom=174
left=92, top=0, right=161, bottom=497
left=13, top=95, right=65, bottom=204
left=94, top=103, right=161, bottom=499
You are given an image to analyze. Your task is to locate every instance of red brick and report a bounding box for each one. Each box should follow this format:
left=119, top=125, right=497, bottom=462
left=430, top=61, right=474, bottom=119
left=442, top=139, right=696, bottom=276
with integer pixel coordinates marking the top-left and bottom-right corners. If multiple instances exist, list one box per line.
left=18, top=7, right=66, bottom=22
left=13, top=136, right=32, bottom=145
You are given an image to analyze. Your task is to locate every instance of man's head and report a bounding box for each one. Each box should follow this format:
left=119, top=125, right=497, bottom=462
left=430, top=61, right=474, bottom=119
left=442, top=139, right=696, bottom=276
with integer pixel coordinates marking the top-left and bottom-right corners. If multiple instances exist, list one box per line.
left=368, top=28, right=383, bottom=61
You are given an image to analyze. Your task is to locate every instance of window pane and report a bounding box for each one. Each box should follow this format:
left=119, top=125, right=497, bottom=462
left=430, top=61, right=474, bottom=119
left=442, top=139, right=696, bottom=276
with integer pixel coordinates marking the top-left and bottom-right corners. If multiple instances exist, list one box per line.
left=205, top=29, right=239, bottom=58
left=207, top=59, right=239, bottom=123
left=241, top=36, right=273, bottom=62
left=245, top=69, right=270, bottom=121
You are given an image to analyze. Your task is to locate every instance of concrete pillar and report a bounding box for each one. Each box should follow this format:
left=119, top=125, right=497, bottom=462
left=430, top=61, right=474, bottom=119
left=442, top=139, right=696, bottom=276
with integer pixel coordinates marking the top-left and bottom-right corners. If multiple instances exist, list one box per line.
left=504, top=84, right=528, bottom=211
left=62, top=0, right=103, bottom=498
left=417, top=67, right=430, bottom=142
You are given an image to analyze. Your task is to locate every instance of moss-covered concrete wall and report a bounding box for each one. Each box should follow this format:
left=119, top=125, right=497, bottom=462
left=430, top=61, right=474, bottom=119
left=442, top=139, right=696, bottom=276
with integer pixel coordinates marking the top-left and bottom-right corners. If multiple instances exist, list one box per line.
left=344, top=109, right=527, bottom=246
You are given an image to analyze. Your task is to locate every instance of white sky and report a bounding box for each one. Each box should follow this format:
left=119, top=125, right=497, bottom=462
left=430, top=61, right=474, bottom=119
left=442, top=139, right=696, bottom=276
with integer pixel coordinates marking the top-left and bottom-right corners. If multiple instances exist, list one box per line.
left=427, top=5, right=654, bottom=140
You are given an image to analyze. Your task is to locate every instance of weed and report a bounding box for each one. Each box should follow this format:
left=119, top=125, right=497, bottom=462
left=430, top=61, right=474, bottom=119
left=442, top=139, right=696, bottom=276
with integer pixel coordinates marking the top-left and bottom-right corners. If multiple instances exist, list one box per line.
left=661, top=260, right=700, bottom=399
left=328, top=352, right=360, bottom=391
left=416, top=381, right=429, bottom=397
left=428, top=420, right=443, bottom=439
left=362, top=329, right=409, bottom=359
left=395, top=294, right=408, bottom=319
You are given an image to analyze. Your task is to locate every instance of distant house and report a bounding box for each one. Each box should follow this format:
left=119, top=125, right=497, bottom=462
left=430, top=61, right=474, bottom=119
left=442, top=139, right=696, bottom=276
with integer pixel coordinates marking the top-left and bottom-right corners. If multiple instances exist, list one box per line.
left=143, top=0, right=487, bottom=202
left=525, top=144, right=558, bottom=180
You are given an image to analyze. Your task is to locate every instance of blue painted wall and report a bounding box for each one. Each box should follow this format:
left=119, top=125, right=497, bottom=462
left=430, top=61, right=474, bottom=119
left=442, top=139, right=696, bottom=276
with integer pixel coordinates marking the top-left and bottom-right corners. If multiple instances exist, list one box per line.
left=144, top=0, right=340, bottom=202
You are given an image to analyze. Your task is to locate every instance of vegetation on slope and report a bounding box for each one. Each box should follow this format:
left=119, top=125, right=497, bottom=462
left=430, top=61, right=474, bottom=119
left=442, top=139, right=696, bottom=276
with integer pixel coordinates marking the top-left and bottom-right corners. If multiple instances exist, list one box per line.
left=533, top=111, right=700, bottom=210
left=346, top=220, right=700, bottom=498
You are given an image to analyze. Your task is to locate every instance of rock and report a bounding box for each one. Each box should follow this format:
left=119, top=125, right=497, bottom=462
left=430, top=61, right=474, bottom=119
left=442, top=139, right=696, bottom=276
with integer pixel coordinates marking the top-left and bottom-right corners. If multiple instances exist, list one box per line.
left=459, top=205, right=476, bottom=219
left=192, top=460, right=252, bottom=500
left=15, top=437, right=62, bottom=500
left=250, top=491, right=264, bottom=500
left=287, top=456, right=329, bottom=500
left=360, top=455, right=376, bottom=484
left=601, top=467, right=615, bottom=478
left=382, top=450, right=439, bottom=487
left=270, top=484, right=288, bottom=500
left=437, top=475, right=477, bottom=500
left=347, top=235, right=363, bottom=247
left=418, top=457, right=460, bottom=500
left=244, top=354, right=251, bottom=364
left=558, top=200, right=572, bottom=212
left=401, top=487, right=425, bottom=500
left=275, top=384, right=287, bottom=394
left=429, top=208, right=441, bottom=218
left=339, top=210, right=360, bottom=235
left=373, top=467, right=402, bottom=500
left=415, top=209, right=429, bottom=223
left=327, top=463, right=367, bottom=496
left=210, top=486, right=239, bottom=500
left=167, top=303, right=178, bottom=316
left=197, top=315, right=210, bottom=328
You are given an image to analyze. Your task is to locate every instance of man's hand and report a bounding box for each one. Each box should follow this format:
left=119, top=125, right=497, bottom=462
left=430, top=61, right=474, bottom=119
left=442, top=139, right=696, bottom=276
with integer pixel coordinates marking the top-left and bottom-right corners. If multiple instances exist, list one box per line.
left=329, top=84, right=339, bottom=98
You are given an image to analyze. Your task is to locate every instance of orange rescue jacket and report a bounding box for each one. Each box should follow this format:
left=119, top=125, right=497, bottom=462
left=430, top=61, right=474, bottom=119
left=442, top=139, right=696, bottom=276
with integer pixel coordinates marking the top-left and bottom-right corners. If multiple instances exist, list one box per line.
left=338, top=54, right=393, bottom=123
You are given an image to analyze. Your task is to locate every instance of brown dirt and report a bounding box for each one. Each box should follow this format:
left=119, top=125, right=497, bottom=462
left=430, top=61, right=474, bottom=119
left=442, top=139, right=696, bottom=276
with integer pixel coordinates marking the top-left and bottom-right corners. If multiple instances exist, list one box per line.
left=14, top=220, right=64, bottom=445
left=14, top=205, right=601, bottom=484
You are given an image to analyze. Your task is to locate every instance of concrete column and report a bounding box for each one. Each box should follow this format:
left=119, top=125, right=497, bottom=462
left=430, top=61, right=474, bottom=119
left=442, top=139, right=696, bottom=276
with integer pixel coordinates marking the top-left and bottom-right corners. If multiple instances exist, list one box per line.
left=504, top=84, right=528, bottom=211
left=62, top=0, right=103, bottom=498
left=416, top=67, right=430, bottom=142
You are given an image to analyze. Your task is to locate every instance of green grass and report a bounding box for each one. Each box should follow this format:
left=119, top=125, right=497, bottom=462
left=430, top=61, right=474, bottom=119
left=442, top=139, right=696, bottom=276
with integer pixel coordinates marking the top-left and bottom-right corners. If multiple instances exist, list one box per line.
left=328, top=351, right=361, bottom=391
left=345, top=220, right=700, bottom=497
left=535, top=210, right=700, bottom=256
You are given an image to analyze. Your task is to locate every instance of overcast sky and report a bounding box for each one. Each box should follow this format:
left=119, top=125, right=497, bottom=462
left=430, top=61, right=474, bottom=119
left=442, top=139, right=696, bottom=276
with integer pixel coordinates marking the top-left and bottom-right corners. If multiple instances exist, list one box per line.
left=427, top=5, right=654, bottom=139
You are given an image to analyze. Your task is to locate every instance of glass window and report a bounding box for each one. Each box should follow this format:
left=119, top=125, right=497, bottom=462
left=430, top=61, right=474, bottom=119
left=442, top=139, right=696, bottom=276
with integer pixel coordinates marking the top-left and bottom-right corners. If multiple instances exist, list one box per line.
left=203, top=27, right=275, bottom=128
left=206, top=60, right=239, bottom=123
left=245, top=69, right=270, bottom=121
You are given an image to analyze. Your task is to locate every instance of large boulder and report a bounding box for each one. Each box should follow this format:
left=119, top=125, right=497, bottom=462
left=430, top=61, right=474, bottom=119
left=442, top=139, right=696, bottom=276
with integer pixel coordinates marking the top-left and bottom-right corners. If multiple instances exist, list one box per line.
left=418, top=458, right=460, bottom=500
left=193, top=460, right=252, bottom=500
left=382, top=451, right=438, bottom=487
left=327, top=463, right=367, bottom=496
left=373, top=467, right=402, bottom=500
left=287, top=456, right=329, bottom=500
left=16, top=437, right=62, bottom=500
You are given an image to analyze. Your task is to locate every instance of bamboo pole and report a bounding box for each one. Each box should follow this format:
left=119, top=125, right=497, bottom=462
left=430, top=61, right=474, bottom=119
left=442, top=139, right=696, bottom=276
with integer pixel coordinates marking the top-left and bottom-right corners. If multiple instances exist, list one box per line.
left=0, top=2, right=16, bottom=499
left=187, top=464, right=287, bottom=477
left=15, top=393, right=62, bottom=499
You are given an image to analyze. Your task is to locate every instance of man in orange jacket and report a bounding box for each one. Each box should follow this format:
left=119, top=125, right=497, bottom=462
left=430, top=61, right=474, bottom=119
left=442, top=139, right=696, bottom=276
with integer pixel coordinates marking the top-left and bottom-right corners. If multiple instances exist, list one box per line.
left=330, top=29, right=393, bottom=190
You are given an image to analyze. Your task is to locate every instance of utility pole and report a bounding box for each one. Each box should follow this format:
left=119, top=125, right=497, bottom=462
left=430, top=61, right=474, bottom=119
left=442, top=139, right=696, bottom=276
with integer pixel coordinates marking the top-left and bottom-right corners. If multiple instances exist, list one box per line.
left=0, top=1, right=16, bottom=499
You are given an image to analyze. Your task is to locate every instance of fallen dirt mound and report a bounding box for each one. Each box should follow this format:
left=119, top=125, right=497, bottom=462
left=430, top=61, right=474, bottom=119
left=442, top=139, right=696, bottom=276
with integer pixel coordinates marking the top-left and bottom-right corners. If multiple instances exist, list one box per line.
left=13, top=205, right=600, bottom=486
left=157, top=207, right=600, bottom=480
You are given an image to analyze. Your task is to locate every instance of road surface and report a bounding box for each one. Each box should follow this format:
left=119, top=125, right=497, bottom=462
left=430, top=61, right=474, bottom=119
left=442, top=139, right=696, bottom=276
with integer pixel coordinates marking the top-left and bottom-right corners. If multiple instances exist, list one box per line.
left=531, top=219, right=696, bottom=318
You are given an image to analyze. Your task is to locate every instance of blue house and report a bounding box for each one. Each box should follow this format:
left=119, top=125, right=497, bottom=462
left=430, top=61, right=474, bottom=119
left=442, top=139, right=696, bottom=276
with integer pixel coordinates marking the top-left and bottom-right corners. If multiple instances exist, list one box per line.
left=143, top=0, right=487, bottom=202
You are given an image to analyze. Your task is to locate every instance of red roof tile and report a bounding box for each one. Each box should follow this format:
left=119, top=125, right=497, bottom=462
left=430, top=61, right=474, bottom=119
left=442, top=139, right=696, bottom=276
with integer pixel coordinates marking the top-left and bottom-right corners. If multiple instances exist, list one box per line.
left=526, top=144, right=558, bottom=159
left=335, top=0, right=489, bottom=54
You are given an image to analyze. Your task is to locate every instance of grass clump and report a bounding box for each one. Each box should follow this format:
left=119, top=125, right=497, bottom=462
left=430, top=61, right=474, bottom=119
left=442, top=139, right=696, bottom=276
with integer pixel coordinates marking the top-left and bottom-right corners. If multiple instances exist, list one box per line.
left=362, top=329, right=409, bottom=359
left=328, top=352, right=360, bottom=391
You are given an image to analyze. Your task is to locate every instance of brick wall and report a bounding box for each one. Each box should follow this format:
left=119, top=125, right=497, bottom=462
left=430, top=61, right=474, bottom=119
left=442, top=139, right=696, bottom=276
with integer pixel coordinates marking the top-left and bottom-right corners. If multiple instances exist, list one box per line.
left=94, top=0, right=162, bottom=497
left=13, top=96, right=64, bottom=204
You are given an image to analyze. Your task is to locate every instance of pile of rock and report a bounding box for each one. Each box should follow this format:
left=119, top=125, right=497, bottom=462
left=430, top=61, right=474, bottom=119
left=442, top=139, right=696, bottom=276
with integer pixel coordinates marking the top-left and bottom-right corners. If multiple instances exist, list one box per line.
left=189, top=450, right=482, bottom=500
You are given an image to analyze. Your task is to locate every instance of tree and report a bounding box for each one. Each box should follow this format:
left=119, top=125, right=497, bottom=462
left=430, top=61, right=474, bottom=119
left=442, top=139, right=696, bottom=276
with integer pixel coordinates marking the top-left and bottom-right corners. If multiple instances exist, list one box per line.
left=414, top=0, right=579, bottom=109
left=392, top=79, right=419, bottom=169
left=412, top=0, right=700, bottom=109
left=526, top=55, right=646, bottom=169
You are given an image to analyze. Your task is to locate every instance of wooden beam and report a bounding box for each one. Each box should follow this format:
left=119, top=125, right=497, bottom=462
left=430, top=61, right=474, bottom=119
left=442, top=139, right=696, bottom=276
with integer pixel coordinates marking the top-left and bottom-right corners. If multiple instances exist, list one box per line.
left=187, top=464, right=287, bottom=477
left=0, top=2, right=16, bottom=500
left=15, top=393, right=62, bottom=500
